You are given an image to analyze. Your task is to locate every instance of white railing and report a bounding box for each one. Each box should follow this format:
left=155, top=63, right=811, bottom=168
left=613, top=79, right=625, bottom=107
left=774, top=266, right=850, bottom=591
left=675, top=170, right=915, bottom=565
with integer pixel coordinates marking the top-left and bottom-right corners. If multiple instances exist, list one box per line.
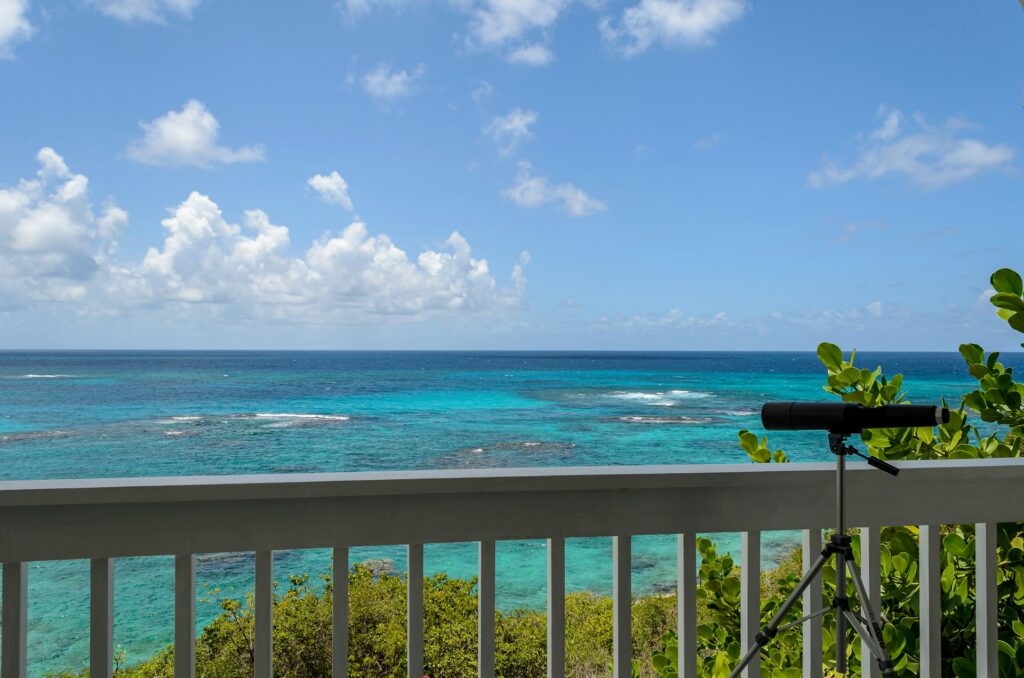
left=1, top=458, right=1022, bottom=678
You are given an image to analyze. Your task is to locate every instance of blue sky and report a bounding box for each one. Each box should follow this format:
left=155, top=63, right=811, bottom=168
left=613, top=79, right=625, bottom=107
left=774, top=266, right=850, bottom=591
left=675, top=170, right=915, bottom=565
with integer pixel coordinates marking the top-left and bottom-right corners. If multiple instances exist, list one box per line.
left=1, top=0, right=1022, bottom=350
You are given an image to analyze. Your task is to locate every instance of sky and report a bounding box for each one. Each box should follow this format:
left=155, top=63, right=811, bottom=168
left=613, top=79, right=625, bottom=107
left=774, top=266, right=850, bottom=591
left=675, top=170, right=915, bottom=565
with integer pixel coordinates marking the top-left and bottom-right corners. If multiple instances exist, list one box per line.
left=0, top=0, right=1022, bottom=351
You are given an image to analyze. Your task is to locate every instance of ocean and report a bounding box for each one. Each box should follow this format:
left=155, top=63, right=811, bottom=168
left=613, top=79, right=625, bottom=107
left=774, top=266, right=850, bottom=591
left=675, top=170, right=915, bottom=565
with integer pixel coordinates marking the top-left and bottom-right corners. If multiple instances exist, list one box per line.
left=0, top=351, right=1000, bottom=673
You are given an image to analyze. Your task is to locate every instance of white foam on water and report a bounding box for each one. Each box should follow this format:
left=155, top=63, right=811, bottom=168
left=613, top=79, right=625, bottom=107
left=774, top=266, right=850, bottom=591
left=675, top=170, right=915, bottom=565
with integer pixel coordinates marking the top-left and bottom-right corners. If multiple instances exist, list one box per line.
left=253, top=413, right=350, bottom=421
left=12, top=374, right=77, bottom=379
left=617, top=415, right=715, bottom=425
left=720, top=409, right=757, bottom=416
left=607, top=389, right=711, bottom=404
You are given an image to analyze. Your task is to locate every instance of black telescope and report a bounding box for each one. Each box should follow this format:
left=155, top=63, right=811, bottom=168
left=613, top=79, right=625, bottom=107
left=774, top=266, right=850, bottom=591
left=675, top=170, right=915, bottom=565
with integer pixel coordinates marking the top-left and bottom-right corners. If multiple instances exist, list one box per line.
left=762, top=402, right=949, bottom=434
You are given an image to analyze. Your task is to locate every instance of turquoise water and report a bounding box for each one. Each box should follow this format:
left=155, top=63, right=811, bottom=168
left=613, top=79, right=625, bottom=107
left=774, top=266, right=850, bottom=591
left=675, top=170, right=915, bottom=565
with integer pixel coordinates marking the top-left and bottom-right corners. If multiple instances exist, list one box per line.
left=0, top=351, right=1001, bottom=673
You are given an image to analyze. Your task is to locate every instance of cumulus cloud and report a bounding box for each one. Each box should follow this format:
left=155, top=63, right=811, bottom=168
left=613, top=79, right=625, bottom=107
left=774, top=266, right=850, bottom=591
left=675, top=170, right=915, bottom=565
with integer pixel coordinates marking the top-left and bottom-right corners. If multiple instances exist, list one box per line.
left=89, top=0, right=200, bottom=22
left=809, top=105, right=1015, bottom=190
left=503, top=161, right=606, bottom=217
left=127, top=100, right=265, bottom=168
left=600, top=0, right=746, bottom=56
left=484, top=108, right=539, bottom=155
left=465, top=0, right=566, bottom=64
left=0, top=148, right=126, bottom=307
left=0, top=0, right=33, bottom=59
left=308, top=171, right=355, bottom=211
left=620, top=308, right=729, bottom=330
left=505, top=43, right=555, bottom=66
left=363, top=63, right=426, bottom=102
left=1, top=148, right=525, bottom=322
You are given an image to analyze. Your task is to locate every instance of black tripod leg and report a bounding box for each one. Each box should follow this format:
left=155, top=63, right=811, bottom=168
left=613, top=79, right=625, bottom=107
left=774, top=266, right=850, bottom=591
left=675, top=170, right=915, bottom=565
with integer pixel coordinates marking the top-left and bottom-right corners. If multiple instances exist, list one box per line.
left=728, top=551, right=831, bottom=678
left=844, top=558, right=897, bottom=678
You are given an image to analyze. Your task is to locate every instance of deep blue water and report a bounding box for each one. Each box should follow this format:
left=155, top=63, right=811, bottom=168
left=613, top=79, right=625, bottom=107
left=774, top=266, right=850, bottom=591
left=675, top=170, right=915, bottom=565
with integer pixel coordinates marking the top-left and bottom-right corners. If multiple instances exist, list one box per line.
left=0, top=351, right=1006, bottom=673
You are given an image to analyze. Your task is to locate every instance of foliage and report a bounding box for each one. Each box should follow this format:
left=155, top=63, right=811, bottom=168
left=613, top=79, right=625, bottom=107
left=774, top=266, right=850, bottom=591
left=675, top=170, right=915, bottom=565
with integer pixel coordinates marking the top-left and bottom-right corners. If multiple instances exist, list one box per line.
left=721, top=267, right=1024, bottom=677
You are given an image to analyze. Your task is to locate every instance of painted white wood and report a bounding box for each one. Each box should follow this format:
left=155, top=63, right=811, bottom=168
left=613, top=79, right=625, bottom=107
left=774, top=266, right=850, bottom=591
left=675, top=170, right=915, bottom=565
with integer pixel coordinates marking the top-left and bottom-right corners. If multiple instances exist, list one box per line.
left=918, top=525, right=941, bottom=676
left=613, top=536, right=632, bottom=678
left=255, top=550, right=273, bottom=678
left=975, top=522, right=997, bottom=677
left=677, top=533, right=697, bottom=678
left=1, top=562, right=27, bottom=678
left=741, top=532, right=761, bottom=678
left=333, top=547, right=349, bottom=678
left=547, top=537, right=566, bottom=678
left=478, top=541, right=496, bottom=678
left=859, top=527, right=880, bottom=678
left=90, top=558, right=114, bottom=678
left=408, top=544, right=424, bottom=678
left=2, top=460, right=1023, bottom=562
left=174, top=555, right=196, bottom=678
left=801, top=529, right=822, bottom=678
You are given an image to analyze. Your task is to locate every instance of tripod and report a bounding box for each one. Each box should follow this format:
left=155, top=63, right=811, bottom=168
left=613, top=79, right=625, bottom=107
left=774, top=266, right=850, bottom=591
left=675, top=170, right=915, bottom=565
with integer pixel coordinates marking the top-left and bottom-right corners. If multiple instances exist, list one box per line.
left=729, top=432, right=899, bottom=678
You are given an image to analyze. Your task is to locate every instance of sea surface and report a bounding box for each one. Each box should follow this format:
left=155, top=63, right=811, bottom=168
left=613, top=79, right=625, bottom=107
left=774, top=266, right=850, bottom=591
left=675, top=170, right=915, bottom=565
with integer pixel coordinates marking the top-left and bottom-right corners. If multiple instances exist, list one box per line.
left=0, top=351, right=1007, bottom=674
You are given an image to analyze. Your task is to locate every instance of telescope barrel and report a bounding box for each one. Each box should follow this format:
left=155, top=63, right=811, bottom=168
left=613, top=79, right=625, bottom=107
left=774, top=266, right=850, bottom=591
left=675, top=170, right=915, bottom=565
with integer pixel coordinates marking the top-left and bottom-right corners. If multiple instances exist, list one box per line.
left=761, top=402, right=948, bottom=433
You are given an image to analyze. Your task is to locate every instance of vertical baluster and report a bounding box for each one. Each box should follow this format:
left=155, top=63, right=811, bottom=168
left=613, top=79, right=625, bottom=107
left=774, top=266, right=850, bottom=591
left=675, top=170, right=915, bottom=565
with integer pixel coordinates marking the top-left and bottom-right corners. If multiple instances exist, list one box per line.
left=333, top=547, right=349, bottom=678
left=677, top=534, right=697, bottom=678
left=547, top=537, right=566, bottom=678
left=174, top=555, right=195, bottom=678
left=859, top=527, right=880, bottom=678
left=408, top=544, right=424, bottom=678
left=801, top=529, right=822, bottom=678
left=255, top=551, right=273, bottom=678
left=741, top=532, right=761, bottom=678
left=612, top=535, right=632, bottom=678
left=90, top=558, right=114, bottom=678
left=1, top=562, right=27, bottom=678
left=918, top=525, right=941, bottom=676
left=479, top=541, right=496, bottom=678
left=976, top=522, right=997, bottom=676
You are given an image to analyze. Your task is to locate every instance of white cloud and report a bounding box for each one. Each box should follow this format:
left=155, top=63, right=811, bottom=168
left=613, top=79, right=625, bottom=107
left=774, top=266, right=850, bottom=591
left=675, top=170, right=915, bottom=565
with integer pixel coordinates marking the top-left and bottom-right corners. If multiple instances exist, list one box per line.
left=0, top=148, right=126, bottom=307
left=0, top=0, right=33, bottom=59
left=470, top=79, right=495, bottom=104
left=308, top=171, right=355, bottom=212
left=468, top=0, right=567, bottom=48
left=363, top=63, right=426, bottom=102
left=126, top=100, right=265, bottom=168
left=600, top=0, right=746, bottom=56
left=1, top=148, right=525, bottom=322
left=484, top=108, right=538, bottom=155
left=89, top=0, right=200, bottom=22
left=506, top=43, right=554, bottom=66
left=809, top=105, right=1015, bottom=190
left=503, top=160, right=606, bottom=217
left=620, top=308, right=729, bottom=330
left=693, top=132, right=721, bottom=150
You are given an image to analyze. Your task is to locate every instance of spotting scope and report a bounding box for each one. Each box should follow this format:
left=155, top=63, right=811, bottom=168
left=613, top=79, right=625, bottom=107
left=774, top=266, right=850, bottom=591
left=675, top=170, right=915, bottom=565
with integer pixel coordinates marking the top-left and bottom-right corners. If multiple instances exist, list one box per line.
left=761, top=402, right=949, bottom=434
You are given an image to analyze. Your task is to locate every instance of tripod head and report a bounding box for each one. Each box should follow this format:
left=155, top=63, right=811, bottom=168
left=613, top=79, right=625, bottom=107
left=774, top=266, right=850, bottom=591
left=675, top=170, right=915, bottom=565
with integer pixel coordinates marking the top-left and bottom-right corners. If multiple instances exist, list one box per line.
left=828, top=432, right=899, bottom=476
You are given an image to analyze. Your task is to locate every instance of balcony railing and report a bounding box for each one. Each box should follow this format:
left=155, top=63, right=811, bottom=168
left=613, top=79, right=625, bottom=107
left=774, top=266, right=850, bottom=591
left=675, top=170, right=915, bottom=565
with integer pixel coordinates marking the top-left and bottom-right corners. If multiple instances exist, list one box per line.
left=1, top=458, right=1022, bottom=678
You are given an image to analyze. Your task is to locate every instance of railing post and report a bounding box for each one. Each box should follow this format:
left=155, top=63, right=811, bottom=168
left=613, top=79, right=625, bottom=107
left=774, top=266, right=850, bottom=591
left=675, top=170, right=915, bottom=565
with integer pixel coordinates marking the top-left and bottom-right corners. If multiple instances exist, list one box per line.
left=918, top=525, right=941, bottom=676
left=408, top=543, right=424, bottom=678
left=255, top=550, right=273, bottom=678
left=801, top=529, right=822, bottom=678
left=547, top=537, right=566, bottom=678
left=90, top=558, right=114, bottom=678
left=741, top=531, right=761, bottom=678
left=1, top=562, right=27, bottom=678
left=479, top=541, right=496, bottom=678
left=333, top=547, right=349, bottom=678
left=612, top=535, right=632, bottom=678
left=174, top=555, right=195, bottom=678
left=976, top=522, right=997, bottom=676
left=677, top=533, right=697, bottom=678
left=859, top=527, right=880, bottom=678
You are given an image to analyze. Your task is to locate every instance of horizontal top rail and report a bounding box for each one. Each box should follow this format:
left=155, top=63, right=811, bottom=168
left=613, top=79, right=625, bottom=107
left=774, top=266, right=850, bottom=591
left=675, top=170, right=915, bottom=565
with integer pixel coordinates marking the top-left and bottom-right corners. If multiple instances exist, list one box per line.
left=0, top=459, right=1022, bottom=562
